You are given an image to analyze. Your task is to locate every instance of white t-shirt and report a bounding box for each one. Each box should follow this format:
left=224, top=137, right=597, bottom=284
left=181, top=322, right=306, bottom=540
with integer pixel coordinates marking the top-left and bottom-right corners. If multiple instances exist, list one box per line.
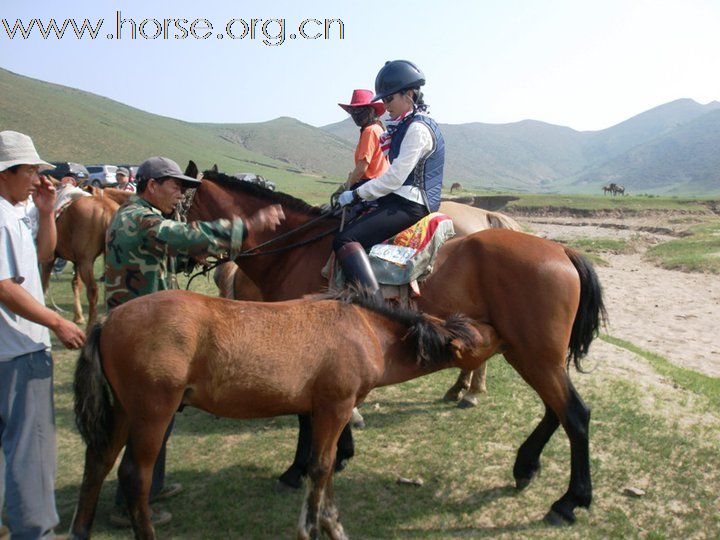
left=0, top=195, right=51, bottom=361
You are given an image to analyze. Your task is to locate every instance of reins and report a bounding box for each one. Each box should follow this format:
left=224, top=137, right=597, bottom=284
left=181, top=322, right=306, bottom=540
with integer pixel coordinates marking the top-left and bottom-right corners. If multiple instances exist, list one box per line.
left=185, top=208, right=340, bottom=290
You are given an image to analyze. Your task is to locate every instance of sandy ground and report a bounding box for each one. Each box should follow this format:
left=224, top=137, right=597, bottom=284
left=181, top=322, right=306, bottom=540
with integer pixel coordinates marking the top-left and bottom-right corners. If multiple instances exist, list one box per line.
left=521, top=216, right=720, bottom=378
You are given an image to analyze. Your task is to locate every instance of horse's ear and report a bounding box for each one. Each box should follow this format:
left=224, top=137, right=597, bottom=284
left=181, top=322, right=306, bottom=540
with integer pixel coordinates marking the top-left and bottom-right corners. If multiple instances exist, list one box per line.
left=185, top=160, right=199, bottom=179
left=211, top=164, right=219, bottom=173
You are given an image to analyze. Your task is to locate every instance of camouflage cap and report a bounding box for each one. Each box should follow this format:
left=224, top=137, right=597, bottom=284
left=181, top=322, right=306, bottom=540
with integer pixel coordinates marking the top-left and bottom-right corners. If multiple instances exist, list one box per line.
left=136, top=156, right=200, bottom=187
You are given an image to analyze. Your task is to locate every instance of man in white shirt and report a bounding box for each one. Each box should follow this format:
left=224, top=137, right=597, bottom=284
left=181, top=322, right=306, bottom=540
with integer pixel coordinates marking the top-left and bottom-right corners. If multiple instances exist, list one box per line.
left=0, top=131, right=85, bottom=539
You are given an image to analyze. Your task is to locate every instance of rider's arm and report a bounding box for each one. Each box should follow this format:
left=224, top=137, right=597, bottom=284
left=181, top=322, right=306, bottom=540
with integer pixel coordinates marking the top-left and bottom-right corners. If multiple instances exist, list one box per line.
left=354, top=122, right=432, bottom=201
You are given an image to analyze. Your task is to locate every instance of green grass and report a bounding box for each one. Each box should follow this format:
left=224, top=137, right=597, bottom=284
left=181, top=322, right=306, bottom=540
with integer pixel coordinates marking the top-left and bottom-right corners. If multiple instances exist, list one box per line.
left=645, top=221, right=720, bottom=274
left=39, top=266, right=720, bottom=539
left=602, top=335, right=720, bottom=410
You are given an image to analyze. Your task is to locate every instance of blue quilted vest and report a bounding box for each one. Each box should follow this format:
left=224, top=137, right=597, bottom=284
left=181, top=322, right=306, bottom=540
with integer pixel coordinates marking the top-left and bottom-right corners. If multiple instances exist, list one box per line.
left=388, top=114, right=445, bottom=212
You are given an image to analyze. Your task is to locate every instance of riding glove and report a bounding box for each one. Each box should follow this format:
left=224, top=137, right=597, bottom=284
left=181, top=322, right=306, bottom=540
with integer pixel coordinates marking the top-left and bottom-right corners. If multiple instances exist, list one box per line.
left=338, top=190, right=358, bottom=207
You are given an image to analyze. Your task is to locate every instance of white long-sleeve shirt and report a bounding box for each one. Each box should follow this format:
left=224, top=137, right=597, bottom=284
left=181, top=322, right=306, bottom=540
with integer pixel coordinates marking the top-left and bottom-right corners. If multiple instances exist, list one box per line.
left=355, top=118, right=434, bottom=206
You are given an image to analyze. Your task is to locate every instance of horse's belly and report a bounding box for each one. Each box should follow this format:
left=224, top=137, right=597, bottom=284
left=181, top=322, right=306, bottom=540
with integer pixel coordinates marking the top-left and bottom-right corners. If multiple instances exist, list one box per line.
left=190, top=387, right=313, bottom=420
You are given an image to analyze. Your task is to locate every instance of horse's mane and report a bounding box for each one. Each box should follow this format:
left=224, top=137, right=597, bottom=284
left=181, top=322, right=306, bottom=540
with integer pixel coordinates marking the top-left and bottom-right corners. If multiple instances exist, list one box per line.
left=328, top=288, right=480, bottom=368
left=201, top=169, right=325, bottom=216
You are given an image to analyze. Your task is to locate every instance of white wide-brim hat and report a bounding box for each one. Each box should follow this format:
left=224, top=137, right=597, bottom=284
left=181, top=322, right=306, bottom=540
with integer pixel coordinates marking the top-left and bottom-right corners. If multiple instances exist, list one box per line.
left=0, top=131, right=54, bottom=173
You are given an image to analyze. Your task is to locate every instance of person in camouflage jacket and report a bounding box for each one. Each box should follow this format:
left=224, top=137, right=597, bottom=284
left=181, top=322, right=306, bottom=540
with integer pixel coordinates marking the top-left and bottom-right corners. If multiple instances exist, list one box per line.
left=104, top=156, right=283, bottom=527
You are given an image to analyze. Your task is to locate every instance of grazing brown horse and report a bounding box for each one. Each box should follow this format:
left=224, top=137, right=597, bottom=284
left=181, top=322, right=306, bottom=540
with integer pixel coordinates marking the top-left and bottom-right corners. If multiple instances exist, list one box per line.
left=449, top=181, right=463, bottom=193
left=186, top=170, right=606, bottom=525
left=70, top=290, right=495, bottom=539
left=41, top=193, right=121, bottom=326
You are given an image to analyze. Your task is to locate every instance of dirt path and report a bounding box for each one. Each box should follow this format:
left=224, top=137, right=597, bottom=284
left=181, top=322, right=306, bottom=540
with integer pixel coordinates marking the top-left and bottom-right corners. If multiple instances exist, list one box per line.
left=521, top=217, right=720, bottom=378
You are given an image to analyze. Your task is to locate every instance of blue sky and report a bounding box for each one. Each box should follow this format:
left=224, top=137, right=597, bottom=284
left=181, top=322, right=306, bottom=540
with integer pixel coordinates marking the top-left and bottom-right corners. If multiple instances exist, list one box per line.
left=1, top=0, right=719, bottom=130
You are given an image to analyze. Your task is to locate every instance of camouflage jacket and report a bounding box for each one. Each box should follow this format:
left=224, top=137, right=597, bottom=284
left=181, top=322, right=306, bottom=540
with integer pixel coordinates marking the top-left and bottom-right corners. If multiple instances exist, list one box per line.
left=105, top=196, right=244, bottom=309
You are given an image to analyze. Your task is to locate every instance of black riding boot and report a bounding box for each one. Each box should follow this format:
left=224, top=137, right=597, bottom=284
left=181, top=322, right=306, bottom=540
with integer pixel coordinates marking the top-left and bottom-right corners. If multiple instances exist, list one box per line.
left=336, top=242, right=384, bottom=302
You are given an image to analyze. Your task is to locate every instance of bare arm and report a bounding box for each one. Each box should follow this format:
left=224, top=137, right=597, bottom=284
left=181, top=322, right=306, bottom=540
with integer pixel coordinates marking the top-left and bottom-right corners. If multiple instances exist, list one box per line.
left=345, top=159, right=370, bottom=189
left=0, top=278, right=85, bottom=349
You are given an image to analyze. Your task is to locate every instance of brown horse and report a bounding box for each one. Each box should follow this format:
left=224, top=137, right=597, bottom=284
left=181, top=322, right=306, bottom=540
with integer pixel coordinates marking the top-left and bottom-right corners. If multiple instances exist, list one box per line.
left=449, top=181, right=463, bottom=193
left=41, top=193, right=121, bottom=326
left=212, top=198, right=523, bottom=406
left=186, top=170, right=606, bottom=525
left=70, top=290, right=495, bottom=539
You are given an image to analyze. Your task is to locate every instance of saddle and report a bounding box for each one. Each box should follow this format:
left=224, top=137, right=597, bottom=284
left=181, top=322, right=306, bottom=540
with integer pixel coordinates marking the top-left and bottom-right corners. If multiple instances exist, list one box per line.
left=54, top=185, right=90, bottom=220
left=330, top=213, right=455, bottom=303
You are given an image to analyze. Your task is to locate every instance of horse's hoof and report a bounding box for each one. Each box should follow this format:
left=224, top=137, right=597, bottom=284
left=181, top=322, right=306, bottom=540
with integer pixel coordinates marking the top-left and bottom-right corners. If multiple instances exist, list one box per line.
left=275, top=479, right=301, bottom=493
left=350, top=407, right=365, bottom=429
left=543, top=509, right=574, bottom=527
left=335, top=459, right=347, bottom=472
left=515, top=477, right=532, bottom=491
left=442, top=390, right=462, bottom=402
left=457, top=398, right=477, bottom=409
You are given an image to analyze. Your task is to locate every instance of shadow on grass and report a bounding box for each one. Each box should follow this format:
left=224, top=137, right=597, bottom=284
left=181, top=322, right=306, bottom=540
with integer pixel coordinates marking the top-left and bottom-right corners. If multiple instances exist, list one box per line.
left=55, top=462, right=545, bottom=539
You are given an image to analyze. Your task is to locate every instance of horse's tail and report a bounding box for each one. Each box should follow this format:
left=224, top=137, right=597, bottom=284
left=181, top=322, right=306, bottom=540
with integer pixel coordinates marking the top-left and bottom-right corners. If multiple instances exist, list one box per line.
left=407, top=314, right=485, bottom=369
left=486, top=211, right=523, bottom=232
left=565, top=248, right=607, bottom=372
left=73, top=320, right=115, bottom=455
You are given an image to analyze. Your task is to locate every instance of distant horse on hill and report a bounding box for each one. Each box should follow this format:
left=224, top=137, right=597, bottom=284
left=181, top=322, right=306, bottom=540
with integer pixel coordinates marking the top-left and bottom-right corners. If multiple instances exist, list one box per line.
left=450, top=182, right=463, bottom=193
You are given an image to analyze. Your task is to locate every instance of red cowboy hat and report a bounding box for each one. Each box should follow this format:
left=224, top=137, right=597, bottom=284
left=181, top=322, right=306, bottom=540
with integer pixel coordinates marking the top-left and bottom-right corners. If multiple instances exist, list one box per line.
left=338, top=89, right=386, bottom=116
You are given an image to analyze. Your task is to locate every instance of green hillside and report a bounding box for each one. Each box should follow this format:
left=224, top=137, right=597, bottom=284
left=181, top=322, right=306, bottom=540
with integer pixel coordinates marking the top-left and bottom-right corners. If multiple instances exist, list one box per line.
left=0, top=68, right=338, bottom=202
left=2, top=67, right=719, bottom=196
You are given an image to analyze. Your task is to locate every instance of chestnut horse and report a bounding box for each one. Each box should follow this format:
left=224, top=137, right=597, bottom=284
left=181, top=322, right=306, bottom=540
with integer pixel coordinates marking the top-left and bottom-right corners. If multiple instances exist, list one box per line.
left=186, top=170, right=606, bottom=525
left=70, top=290, right=494, bottom=539
left=212, top=198, right=524, bottom=406
left=41, top=194, right=119, bottom=326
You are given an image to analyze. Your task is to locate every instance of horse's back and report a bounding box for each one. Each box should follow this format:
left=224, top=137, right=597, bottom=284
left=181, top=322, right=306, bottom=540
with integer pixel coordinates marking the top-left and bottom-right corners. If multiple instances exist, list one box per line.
left=439, top=201, right=522, bottom=236
left=100, top=291, right=382, bottom=418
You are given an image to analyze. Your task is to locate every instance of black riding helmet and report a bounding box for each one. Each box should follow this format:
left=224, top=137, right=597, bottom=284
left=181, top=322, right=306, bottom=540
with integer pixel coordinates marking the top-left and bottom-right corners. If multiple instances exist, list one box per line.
left=372, top=60, right=425, bottom=102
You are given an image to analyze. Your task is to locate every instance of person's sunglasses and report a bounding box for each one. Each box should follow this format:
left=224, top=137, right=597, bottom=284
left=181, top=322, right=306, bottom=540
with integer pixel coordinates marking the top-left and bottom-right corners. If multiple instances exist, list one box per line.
left=382, top=93, right=397, bottom=104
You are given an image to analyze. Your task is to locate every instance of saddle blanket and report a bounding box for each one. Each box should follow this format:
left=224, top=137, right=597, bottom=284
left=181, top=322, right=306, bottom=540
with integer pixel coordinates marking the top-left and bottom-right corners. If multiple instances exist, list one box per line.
left=332, top=212, right=455, bottom=289
left=54, top=185, right=90, bottom=220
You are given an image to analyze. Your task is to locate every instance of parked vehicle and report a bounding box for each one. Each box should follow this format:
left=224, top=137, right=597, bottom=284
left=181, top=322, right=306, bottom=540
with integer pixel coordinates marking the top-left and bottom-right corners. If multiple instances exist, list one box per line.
left=86, top=165, right=118, bottom=188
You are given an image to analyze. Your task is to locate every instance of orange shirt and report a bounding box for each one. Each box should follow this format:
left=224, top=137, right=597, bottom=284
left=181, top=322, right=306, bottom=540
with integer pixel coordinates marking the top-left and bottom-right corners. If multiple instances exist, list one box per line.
left=355, top=123, right=389, bottom=180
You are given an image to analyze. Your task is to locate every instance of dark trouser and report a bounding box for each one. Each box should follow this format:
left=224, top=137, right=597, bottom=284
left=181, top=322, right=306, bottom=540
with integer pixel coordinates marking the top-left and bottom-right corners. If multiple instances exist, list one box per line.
left=333, top=194, right=428, bottom=252
left=115, top=416, right=175, bottom=507
left=0, top=351, right=58, bottom=540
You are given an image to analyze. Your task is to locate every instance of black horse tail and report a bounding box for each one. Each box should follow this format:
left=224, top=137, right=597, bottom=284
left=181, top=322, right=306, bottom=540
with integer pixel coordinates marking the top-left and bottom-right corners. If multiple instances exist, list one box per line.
left=73, top=320, right=115, bottom=456
left=565, top=248, right=607, bottom=372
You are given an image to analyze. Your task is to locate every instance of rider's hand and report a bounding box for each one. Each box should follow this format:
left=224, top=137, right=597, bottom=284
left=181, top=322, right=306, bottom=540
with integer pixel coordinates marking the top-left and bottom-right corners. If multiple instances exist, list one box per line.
left=338, top=191, right=356, bottom=207
left=52, top=317, right=86, bottom=350
left=245, top=204, right=285, bottom=233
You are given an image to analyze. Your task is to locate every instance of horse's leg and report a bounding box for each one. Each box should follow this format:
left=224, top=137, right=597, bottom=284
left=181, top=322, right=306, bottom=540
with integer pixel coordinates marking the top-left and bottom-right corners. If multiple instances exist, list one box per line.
left=118, top=423, right=169, bottom=539
left=458, top=364, right=489, bottom=408
left=77, top=258, right=98, bottom=328
left=443, top=369, right=472, bottom=402
left=71, top=266, right=85, bottom=325
left=70, top=412, right=129, bottom=539
left=334, top=423, right=354, bottom=472
left=279, top=416, right=355, bottom=490
left=278, top=414, right=312, bottom=490
left=505, top=351, right=591, bottom=525
left=40, top=260, right=52, bottom=292
left=298, top=403, right=351, bottom=540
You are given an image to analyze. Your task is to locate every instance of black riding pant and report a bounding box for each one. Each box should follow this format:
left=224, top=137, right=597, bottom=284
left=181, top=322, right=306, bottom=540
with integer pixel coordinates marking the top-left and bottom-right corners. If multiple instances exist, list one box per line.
left=333, top=194, right=428, bottom=252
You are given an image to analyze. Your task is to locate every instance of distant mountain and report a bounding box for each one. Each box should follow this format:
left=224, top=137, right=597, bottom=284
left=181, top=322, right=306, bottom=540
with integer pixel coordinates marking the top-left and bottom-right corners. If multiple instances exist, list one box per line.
left=573, top=108, right=720, bottom=194
left=324, top=99, right=720, bottom=194
left=198, top=117, right=355, bottom=179
left=2, top=67, right=719, bottom=195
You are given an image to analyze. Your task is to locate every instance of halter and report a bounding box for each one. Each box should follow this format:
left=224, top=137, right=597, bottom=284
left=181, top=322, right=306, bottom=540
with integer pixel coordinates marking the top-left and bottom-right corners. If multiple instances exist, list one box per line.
left=184, top=205, right=341, bottom=290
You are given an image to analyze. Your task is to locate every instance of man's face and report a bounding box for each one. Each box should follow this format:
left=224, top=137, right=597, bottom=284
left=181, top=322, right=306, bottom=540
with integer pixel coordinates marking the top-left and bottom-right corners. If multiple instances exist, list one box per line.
left=116, top=174, right=128, bottom=186
left=146, top=177, right=184, bottom=214
left=0, top=164, right=41, bottom=204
